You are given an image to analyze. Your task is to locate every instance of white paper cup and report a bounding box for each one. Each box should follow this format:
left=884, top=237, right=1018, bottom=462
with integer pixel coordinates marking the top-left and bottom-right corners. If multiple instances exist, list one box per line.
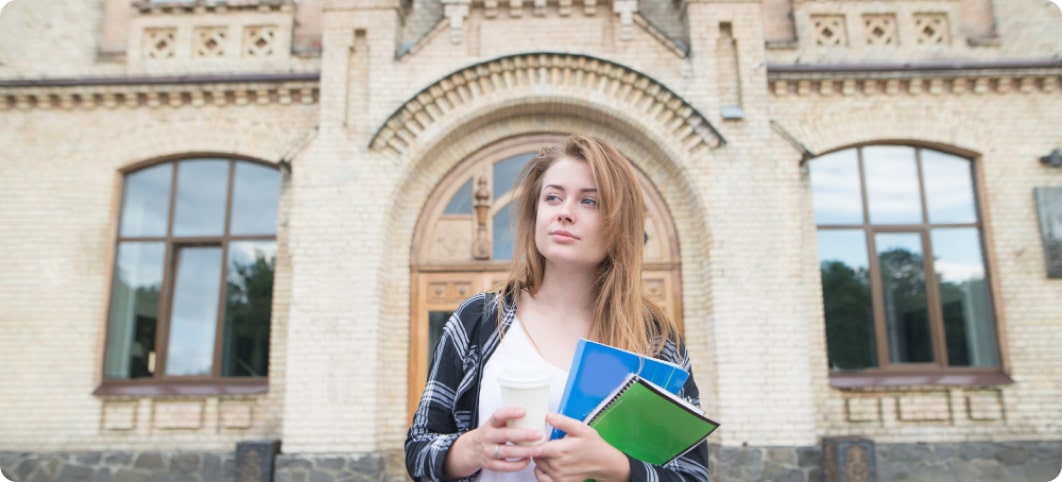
left=497, top=366, right=551, bottom=446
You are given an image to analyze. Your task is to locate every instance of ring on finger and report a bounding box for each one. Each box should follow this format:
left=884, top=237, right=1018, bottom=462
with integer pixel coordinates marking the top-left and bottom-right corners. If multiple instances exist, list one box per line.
left=494, top=443, right=501, bottom=459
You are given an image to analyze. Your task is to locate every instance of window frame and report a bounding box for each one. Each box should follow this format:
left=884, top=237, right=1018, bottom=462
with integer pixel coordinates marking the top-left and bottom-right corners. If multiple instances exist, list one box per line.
left=95, top=156, right=280, bottom=396
left=811, top=143, right=1012, bottom=388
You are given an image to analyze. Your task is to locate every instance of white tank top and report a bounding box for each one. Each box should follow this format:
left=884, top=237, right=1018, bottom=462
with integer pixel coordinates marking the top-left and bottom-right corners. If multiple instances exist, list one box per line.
left=476, top=317, right=569, bottom=482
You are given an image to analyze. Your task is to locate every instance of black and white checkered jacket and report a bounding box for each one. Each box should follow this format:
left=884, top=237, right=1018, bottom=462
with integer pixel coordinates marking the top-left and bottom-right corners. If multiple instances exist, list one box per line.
left=405, top=292, right=711, bottom=482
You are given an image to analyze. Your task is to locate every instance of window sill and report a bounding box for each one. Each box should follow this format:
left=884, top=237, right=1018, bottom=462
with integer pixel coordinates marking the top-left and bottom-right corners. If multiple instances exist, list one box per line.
left=93, top=379, right=268, bottom=397
left=829, top=372, right=1013, bottom=389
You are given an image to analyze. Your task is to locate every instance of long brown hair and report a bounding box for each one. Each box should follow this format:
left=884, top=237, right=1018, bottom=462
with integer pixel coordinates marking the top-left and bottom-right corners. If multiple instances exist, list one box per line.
left=498, top=135, right=679, bottom=355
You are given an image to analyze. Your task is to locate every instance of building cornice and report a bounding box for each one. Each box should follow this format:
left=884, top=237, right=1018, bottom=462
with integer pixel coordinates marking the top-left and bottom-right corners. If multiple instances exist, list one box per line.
left=0, top=72, right=320, bottom=110
left=767, top=59, right=1062, bottom=96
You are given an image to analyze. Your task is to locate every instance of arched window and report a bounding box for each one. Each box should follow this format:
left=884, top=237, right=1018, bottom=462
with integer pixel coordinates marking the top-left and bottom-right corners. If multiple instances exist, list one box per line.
left=100, top=158, right=280, bottom=392
left=809, top=146, right=1003, bottom=384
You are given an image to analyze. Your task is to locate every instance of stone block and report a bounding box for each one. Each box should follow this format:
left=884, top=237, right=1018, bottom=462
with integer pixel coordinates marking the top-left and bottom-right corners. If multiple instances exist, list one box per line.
left=235, top=440, right=281, bottom=482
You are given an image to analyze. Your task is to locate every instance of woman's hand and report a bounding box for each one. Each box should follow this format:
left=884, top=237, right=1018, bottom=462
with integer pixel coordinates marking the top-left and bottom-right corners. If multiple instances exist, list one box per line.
left=444, top=406, right=545, bottom=479
left=532, top=413, right=631, bottom=482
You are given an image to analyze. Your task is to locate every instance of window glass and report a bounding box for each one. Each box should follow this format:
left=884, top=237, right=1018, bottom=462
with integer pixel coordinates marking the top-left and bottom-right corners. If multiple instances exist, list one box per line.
left=876, top=232, right=933, bottom=364
left=931, top=228, right=999, bottom=367
left=222, top=241, right=276, bottom=377
left=165, top=246, right=223, bottom=376
left=230, top=162, right=281, bottom=235
left=173, top=160, right=229, bottom=236
left=818, top=230, right=876, bottom=370
left=493, top=153, right=534, bottom=201
left=119, top=164, right=172, bottom=237
left=492, top=203, right=514, bottom=260
left=809, top=149, right=863, bottom=224
left=864, top=146, right=923, bottom=224
left=922, top=150, right=977, bottom=224
left=103, top=242, right=166, bottom=378
left=444, top=179, right=473, bottom=215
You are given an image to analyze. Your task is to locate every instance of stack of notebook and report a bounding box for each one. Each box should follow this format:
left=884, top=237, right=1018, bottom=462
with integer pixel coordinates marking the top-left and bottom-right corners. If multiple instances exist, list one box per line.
left=553, top=339, right=720, bottom=465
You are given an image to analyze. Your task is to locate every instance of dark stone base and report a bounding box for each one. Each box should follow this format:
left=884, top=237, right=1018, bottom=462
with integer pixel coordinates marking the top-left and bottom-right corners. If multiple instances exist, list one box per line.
left=3, top=441, right=1060, bottom=482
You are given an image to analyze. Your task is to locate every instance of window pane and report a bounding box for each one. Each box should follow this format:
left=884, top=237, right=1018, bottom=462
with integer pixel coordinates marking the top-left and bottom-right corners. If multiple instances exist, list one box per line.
left=493, top=153, right=534, bottom=201
left=876, top=233, right=933, bottom=364
left=165, top=246, right=223, bottom=376
left=817, top=230, right=877, bottom=370
left=230, top=162, right=281, bottom=235
left=103, top=242, right=166, bottom=378
left=173, top=160, right=229, bottom=236
left=810, top=149, right=863, bottom=224
left=492, top=203, right=514, bottom=260
left=427, top=311, right=452, bottom=369
left=922, top=150, right=977, bottom=224
left=865, top=146, right=923, bottom=224
left=119, top=164, right=172, bottom=237
left=931, top=228, right=1000, bottom=367
left=221, top=241, right=276, bottom=377
left=444, top=179, right=473, bottom=215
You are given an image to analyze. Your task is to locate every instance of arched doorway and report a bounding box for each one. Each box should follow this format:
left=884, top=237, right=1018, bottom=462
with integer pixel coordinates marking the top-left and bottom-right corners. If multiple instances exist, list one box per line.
left=407, top=134, right=684, bottom=417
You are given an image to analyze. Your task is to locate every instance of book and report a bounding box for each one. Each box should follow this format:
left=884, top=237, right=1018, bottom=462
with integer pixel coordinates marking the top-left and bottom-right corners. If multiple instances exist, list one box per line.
left=551, top=339, right=689, bottom=439
left=585, top=374, right=720, bottom=465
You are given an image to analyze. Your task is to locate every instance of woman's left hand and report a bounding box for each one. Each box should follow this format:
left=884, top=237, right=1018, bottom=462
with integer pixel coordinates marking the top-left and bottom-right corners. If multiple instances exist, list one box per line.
left=531, top=413, right=631, bottom=482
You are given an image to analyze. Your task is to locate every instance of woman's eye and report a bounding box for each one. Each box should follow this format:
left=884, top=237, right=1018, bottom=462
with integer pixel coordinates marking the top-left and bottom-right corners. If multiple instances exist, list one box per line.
left=581, top=198, right=598, bottom=208
left=544, top=194, right=560, bottom=202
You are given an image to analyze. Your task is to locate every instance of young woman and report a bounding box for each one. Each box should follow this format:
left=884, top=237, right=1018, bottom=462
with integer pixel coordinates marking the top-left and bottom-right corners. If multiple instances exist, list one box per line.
left=406, top=136, right=709, bottom=482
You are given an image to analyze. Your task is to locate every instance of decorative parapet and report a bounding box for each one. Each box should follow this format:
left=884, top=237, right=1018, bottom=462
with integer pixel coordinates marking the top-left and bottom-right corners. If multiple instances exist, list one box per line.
left=127, top=0, right=297, bottom=63
left=369, top=52, right=725, bottom=157
left=767, top=60, right=1062, bottom=97
left=440, top=0, right=637, bottom=44
left=0, top=73, right=319, bottom=111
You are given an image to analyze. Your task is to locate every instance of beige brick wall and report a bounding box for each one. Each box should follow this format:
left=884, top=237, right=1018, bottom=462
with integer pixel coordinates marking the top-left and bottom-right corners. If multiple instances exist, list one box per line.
left=0, top=98, right=316, bottom=450
left=0, top=0, right=1059, bottom=459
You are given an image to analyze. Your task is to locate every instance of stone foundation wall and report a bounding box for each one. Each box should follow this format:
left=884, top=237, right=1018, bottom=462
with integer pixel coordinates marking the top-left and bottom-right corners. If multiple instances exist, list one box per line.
left=3, top=441, right=1060, bottom=481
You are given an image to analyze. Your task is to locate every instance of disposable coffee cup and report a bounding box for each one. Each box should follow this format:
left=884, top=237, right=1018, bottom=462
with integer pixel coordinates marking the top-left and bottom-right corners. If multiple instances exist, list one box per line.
left=497, top=364, right=551, bottom=445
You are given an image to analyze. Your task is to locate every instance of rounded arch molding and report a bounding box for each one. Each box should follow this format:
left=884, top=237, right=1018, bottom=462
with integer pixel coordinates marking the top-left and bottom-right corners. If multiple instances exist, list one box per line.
left=368, top=52, right=726, bottom=162
left=100, top=119, right=313, bottom=171
left=784, top=103, right=987, bottom=158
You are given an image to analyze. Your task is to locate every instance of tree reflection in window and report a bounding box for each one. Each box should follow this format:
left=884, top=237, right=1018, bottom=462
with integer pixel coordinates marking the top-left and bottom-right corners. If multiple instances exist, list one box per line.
left=811, top=145, right=1000, bottom=373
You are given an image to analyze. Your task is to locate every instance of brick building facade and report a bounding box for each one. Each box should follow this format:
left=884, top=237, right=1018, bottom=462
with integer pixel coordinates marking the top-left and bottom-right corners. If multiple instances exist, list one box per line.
left=0, top=0, right=1060, bottom=481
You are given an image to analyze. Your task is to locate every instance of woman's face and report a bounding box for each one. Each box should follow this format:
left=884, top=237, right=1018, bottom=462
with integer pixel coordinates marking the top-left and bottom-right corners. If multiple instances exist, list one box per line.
left=534, top=157, right=608, bottom=270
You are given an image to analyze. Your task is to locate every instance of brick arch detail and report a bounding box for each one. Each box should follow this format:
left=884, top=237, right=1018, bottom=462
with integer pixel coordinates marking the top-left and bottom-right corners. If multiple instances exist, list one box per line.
left=368, top=52, right=726, bottom=161
left=784, top=103, right=988, bottom=157
left=100, top=117, right=315, bottom=171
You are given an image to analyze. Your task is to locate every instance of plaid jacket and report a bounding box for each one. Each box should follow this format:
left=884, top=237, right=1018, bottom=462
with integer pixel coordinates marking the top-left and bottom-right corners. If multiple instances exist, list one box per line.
left=405, top=292, right=711, bottom=482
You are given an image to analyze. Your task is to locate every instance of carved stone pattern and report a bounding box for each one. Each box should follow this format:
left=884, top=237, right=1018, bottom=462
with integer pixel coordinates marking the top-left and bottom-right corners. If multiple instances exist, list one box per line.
left=812, top=15, right=847, bottom=46
left=195, top=27, right=227, bottom=57
left=844, top=445, right=871, bottom=482
left=0, top=84, right=318, bottom=111
left=240, top=449, right=262, bottom=482
left=369, top=53, right=724, bottom=157
left=897, top=393, right=951, bottom=422
left=863, top=14, right=897, bottom=46
left=966, top=391, right=1003, bottom=421
left=101, top=401, right=138, bottom=431
left=914, top=13, right=949, bottom=45
left=153, top=400, right=204, bottom=429
left=845, top=397, right=881, bottom=423
left=144, top=28, right=177, bottom=59
left=426, top=281, right=473, bottom=304
left=770, top=75, right=1061, bottom=97
left=244, top=25, right=277, bottom=57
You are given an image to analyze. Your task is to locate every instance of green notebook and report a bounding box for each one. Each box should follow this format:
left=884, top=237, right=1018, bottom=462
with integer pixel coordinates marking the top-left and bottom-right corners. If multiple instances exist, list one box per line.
left=585, top=374, right=720, bottom=466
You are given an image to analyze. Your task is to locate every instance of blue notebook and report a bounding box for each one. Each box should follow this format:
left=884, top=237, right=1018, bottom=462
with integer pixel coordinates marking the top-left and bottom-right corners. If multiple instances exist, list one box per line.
left=552, top=339, right=689, bottom=439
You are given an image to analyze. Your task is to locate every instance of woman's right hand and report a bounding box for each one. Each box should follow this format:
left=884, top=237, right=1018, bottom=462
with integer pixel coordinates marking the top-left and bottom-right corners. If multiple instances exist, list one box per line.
left=444, top=406, right=545, bottom=479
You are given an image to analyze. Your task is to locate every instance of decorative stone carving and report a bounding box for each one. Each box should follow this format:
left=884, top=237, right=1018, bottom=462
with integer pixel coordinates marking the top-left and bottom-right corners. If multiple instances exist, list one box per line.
left=144, top=27, right=177, bottom=59
left=863, top=14, right=897, bottom=46
left=914, top=13, right=949, bottom=45
left=613, top=0, right=637, bottom=40
left=243, top=25, right=277, bottom=57
left=472, top=177, right=491, bottom=260
left=812, top=15, right=846, bottom=46
left=823, top=437, right=875, bottom=482
left=442, top=0, right=471, bottom=44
